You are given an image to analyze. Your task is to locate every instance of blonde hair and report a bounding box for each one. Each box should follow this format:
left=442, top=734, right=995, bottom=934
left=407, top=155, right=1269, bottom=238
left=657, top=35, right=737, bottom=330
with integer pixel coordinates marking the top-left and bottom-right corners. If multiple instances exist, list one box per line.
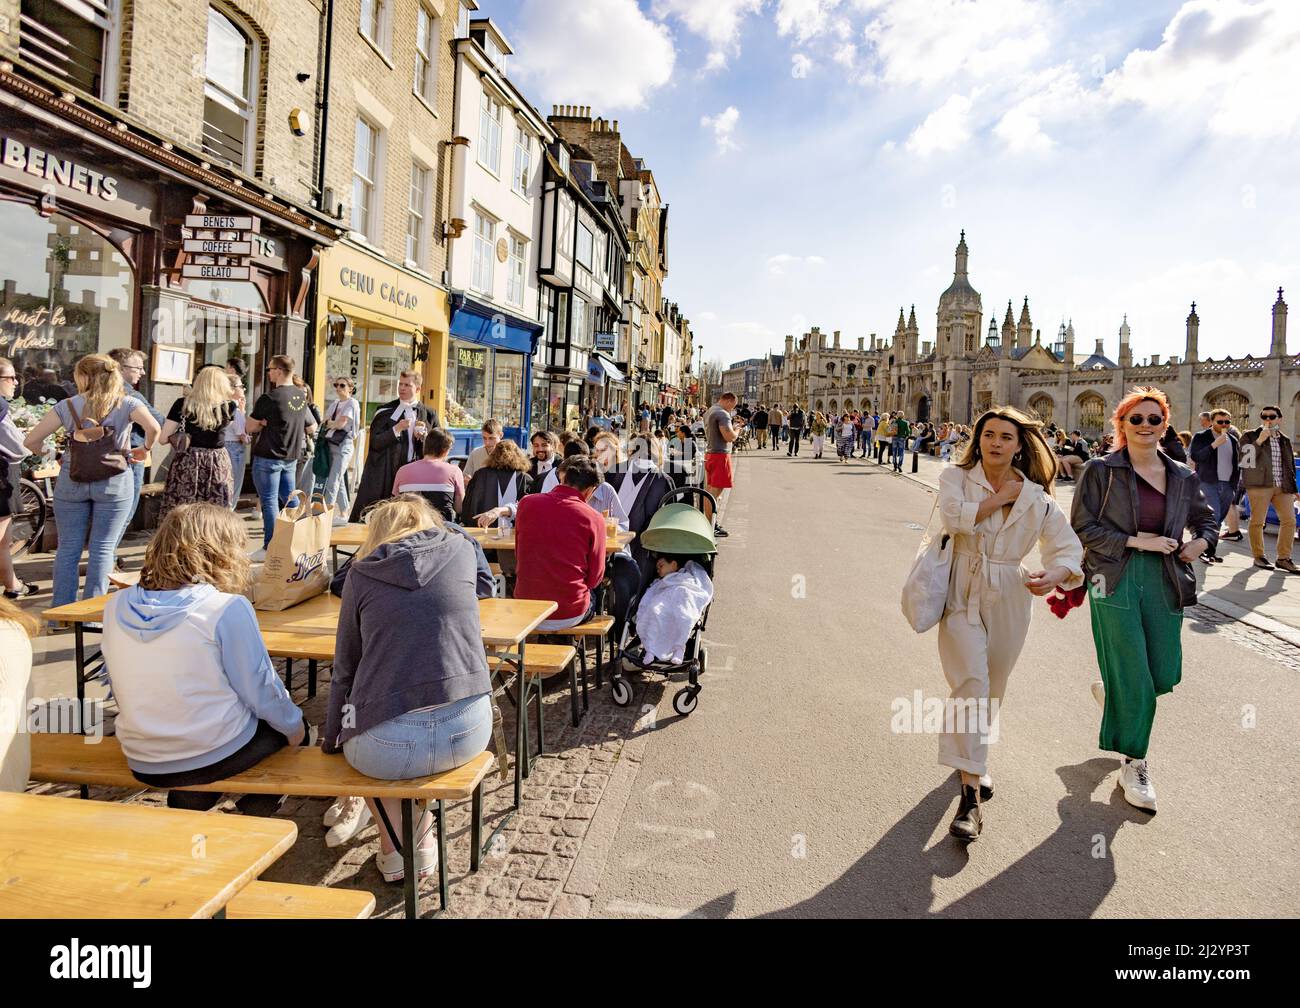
left=485, top=439, right=531, bottom=472
left=0, top=595, right=39, bottom=638
left=356, top=494, right=443, bottom=561
left=140, top=503, right=251, bottom=594
left=183, top=366, right=235, bottom=431
left=592, top=431, right=623, bottom=472
left=74, top=353, right=125, bottom=422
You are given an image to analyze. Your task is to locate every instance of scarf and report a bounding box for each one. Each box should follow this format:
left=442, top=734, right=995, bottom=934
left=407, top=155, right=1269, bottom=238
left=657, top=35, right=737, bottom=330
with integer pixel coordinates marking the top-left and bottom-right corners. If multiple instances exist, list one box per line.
left=390, top=399, right=419, bottom=462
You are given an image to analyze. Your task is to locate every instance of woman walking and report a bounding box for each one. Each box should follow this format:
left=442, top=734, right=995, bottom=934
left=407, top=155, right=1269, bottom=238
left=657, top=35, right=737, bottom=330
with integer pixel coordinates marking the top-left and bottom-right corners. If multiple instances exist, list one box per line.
left=1070, top=387, right=1216, bottom=812
left=935, top=406, right=1083, bottom=841
left=223, top=375, right=250, bottom=509
left=22, top=354, right=161, bottom=611
left=810, top=412, right=827, bottom=459
left=159, top=365, right=238, bottom=520
left=836, top=412, right=856, bottom=462
left=322, top=376, right=362, bottom=525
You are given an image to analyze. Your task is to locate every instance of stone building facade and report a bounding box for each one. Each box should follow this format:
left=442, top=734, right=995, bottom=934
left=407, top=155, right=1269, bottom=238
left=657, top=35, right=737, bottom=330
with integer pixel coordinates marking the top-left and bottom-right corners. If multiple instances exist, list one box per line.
left=759, top=232, right=1298, bottom=439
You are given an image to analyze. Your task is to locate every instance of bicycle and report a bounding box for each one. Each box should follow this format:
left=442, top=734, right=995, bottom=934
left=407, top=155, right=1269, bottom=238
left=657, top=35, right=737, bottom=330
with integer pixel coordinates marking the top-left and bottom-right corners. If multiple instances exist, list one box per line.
left=7, top=475, right=49, bottom=559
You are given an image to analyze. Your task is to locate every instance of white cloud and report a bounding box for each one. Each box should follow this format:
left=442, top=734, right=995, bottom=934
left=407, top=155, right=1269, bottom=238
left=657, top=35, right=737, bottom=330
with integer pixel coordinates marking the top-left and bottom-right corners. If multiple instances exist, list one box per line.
left=1102, top=0, right=1300, bottom=139
left=655, top=0, right=764, bottom=71
left=509, top=0, right=674, bottom=109
left=904, top=93, right=974, bottom=156
left=776, top=0, right=844, bottom=43
left=792, top=53, right=813, bottom=78
left=859, top=0, right=1052, bottom=88
left=994, top=107, right=1052, bottom=153
left=701, top=106, right=742, bottom=153
left=767, top=253, right=828, bottom=276
left=832, top=42, right=857, bottom=68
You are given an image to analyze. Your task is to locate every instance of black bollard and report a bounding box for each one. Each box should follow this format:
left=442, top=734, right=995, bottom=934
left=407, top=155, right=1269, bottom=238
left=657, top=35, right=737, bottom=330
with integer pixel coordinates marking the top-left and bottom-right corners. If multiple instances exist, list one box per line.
left=911, top=449, right=919, bottom=474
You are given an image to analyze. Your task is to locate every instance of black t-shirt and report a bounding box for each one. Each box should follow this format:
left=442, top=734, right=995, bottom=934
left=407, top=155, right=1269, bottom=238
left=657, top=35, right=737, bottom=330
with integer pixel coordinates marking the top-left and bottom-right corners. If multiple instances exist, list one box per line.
left=168, top=397, right=235, bottom=449
left=250, top=384, right=310, bottom=460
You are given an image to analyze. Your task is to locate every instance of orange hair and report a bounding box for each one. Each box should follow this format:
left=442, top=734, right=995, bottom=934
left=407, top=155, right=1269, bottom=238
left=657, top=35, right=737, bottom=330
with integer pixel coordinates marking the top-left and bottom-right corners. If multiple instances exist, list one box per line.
left=1111, top=386, right=1170, bottom=451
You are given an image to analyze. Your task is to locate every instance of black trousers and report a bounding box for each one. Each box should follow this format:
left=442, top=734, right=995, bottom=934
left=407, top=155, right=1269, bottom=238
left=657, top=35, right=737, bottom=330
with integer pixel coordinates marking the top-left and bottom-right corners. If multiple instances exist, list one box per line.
left=788, top=431, right=802, bottom=455
left=133, top=718, right=300, bottom=811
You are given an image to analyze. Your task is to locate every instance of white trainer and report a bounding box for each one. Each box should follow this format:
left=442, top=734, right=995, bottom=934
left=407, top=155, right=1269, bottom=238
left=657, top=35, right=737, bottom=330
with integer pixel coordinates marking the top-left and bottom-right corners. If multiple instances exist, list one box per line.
left=376, top=843, right=437, bottom=884
left=1091, top=680, right=1106, bottom=709
left=331, top=515, right=350, bottom=527
left=248, top=548, right=267, bottom=563
left=1119, top=758, right=1157, bottom=812
left=325, top=796, right=373, bottom=847
left=322, top=795, right=346, bottom=828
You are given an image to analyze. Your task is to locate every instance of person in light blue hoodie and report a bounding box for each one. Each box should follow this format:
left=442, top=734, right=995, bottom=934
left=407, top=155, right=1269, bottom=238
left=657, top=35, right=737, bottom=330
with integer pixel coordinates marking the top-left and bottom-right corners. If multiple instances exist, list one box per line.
left=100, top=503, right=310, bottom=811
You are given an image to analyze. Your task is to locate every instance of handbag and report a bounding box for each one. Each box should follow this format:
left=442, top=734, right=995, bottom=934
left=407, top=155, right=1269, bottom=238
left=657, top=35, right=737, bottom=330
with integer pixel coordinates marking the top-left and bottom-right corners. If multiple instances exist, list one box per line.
left=324, top=401, right=349, bottom=446
left=65, top=400, right=129, bottom=483
left=169, top=412, right=191, bottom=457
left=900, top=495, right=954, bottom=633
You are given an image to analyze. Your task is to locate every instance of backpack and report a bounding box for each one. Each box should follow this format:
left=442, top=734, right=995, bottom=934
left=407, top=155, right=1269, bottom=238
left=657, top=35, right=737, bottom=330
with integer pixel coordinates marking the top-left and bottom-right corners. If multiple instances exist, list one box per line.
left=65, top=399, right=129, bottom=483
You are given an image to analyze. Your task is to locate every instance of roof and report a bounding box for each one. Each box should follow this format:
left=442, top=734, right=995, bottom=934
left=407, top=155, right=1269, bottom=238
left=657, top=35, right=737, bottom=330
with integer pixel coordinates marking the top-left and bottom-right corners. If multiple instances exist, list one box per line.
left=1076, top=353, right=1118, bottom=370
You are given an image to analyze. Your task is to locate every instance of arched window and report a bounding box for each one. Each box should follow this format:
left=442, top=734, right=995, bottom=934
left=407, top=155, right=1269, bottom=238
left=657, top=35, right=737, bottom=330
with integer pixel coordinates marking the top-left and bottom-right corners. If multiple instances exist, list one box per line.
left=203, top=5, right=259, bottom=173
left=1077, top=393, right=1106, bottom=434
left=825, top=362, right=835, bottom=376
left=1028, top=394, right=1055, bottom=424
left=1207, top=389, right=1250, bottom=426
left=847, top=363, right=856, bottom=378
left=867, top=365, right=876, bottom=380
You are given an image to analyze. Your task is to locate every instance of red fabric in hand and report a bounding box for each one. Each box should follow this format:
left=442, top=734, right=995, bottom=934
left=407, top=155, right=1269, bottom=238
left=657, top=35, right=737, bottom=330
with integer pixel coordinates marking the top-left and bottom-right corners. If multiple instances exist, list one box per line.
left=1046, top=584, right=1086, bottom=619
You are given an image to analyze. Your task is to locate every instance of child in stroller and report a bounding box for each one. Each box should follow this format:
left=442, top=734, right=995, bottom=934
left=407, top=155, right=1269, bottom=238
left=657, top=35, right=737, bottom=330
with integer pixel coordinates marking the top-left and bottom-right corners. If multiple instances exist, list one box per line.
left=623, top=553, right=714, bottom=668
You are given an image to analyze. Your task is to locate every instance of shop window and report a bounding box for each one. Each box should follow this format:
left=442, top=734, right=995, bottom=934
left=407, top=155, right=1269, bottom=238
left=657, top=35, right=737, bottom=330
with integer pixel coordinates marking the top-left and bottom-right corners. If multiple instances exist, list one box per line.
left=471, top=210, right=495, bottom=295
left=0, top=204, right=133, bottom=398
left=352, top=117, right=380, bottom=239
left=413, top=5, right=437, bottom=104
left=478, top=91, right=503, bottom=176
left=203, top=6, right=258, bottom=174
left=445, top=338, right=488, bottom=428
left=506, top=234, right=526, bottom=307
left=184, top=278, right=268, bottom=376
left=19, top=0, right=115, bottom=100
left=406, top=163, right=429, bottom=267
left=490, top=351, right=523, bottom=429
left=512, top=125, right=530, bottom=196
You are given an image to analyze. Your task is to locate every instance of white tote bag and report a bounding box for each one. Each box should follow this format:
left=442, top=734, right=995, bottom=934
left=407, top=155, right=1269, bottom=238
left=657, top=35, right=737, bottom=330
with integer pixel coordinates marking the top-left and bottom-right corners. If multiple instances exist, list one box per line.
left=901, top=496, right=954, bottom=633
left=254, top=490, right=333, bottom=611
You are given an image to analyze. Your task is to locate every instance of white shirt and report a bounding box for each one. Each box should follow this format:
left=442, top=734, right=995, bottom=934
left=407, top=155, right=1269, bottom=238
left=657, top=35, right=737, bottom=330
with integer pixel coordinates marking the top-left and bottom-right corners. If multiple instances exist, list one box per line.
left=390, top=398, right=420, bottom=461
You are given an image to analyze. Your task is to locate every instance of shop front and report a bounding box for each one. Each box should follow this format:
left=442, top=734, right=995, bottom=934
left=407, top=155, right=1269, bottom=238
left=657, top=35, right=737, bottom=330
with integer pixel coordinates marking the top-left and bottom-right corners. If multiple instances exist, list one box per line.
left=0, top=85, right=330, bottom=455
left=314, top=242, right=449, bottom=470
left=446, top=294, right=540, bottom=453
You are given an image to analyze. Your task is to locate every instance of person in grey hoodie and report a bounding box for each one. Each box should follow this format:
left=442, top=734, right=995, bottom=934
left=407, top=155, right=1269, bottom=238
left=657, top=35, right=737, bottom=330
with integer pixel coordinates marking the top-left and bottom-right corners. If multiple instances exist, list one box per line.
left=100, top=503, right=309, bottom=811
left=322, top=494, right=492, bottom=883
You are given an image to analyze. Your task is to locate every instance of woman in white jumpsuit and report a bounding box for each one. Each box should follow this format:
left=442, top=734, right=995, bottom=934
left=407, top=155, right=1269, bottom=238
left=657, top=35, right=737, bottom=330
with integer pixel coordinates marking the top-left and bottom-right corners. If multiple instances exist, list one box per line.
left=936, top=406, right=1084, bottom=841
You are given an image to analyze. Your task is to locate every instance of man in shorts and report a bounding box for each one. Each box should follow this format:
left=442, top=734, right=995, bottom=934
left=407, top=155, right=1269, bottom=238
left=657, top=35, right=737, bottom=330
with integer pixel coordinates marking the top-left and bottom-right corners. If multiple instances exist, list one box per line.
left=704, top=391, right=743, bottom=537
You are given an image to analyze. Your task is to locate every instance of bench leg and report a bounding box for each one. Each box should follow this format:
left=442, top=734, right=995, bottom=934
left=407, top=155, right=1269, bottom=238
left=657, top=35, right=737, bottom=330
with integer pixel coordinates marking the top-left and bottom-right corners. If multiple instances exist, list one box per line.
left=436, top=799, right=449, bottom=911
left=569, top=656, right=581, bottom=728
left=307, top=659, right=318, bottom=700
left=534, top=668, right=545, bottom=759
left=514, top=666, right=526, bottom=807
left=471, top=783, right=484, bottom=872
left=578, top=642, right=589, bottom=717
left=402, top=799, right=417, bottom=920
left=284, top=658, right=293, bottom=693
left=75, top=625, right=88, bottom=800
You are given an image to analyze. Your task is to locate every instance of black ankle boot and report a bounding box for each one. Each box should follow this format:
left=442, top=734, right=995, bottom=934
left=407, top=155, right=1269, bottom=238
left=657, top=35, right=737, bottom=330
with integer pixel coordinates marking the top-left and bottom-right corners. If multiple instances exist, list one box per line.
left=949, top=784, right=982, bottom=842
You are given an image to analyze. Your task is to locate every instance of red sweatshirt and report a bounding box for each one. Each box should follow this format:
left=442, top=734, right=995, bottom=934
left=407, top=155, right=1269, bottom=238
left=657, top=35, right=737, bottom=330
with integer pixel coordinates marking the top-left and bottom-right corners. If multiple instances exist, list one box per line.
left=515, top=485, right=606, bottom=620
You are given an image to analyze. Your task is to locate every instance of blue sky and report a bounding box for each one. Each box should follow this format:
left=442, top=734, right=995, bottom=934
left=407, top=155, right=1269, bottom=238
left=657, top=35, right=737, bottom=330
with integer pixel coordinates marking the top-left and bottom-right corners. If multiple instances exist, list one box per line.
left=485, top=0, right=1300, bottom=370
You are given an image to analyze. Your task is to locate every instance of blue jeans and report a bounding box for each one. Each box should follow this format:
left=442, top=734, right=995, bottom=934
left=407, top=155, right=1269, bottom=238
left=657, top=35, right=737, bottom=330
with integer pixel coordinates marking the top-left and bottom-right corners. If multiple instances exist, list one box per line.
left=343, top=694, right=493, bottom=779
left=322, top=438, right=354, bottom=515
left=892, top=438, right=906, bottom=469
left=225, top=441, right=247, bottom=510
left=1201, top=480, right=1236, bottom=538
left=52, top=476, right=135, bottom=608
left=860, top=430, right=871, bottom=454
left=251, top=456, right=297, bottom=548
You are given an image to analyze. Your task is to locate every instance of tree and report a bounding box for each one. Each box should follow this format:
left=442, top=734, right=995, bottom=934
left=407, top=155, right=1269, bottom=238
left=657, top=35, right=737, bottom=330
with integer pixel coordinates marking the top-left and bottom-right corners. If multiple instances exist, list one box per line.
left=704, top=359, right=724, bottom=401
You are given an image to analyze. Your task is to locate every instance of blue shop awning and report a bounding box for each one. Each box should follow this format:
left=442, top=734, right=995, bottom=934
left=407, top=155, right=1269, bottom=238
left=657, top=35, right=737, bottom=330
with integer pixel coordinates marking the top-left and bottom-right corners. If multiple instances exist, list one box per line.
left=588, top=353, right=626, bottom=385
left=448, top=293, right=542, bottom=354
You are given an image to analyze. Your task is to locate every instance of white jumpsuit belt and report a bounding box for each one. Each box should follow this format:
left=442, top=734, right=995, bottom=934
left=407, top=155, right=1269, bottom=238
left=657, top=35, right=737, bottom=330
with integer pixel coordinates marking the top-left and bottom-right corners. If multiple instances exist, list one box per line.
left=953, top=545, right=1021, bottom=626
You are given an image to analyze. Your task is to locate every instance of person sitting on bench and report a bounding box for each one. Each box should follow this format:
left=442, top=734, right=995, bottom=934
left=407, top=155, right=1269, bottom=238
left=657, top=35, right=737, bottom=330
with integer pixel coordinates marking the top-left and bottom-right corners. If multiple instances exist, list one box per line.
left=100, top=504, right=311, bottom=812
left=392, top=426, right=465, bottom=521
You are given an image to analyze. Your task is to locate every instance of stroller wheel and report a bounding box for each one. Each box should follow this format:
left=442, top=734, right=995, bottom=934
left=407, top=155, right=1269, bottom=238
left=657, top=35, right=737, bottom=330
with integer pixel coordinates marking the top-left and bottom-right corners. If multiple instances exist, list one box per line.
left=610, top=676, right=633, bottom=707
left=672, top=686, right=699, bottom=716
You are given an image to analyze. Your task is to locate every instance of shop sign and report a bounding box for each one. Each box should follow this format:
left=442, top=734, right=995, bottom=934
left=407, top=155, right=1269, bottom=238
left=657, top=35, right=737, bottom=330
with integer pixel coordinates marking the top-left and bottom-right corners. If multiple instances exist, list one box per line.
left=1, top=137, right=119, bottom=201
left=183, top=214, right=258, bottom=231
left=644, top=368, right=660, bottom=382
left=338, top=267, right=420, bottom=311
left=594, top=331, right=617, bottom=352
left=181, top=263, right=251, bottom=280
left=182, top=238, right=253, bottom=255
left=0, top=304, right=62, bottom=353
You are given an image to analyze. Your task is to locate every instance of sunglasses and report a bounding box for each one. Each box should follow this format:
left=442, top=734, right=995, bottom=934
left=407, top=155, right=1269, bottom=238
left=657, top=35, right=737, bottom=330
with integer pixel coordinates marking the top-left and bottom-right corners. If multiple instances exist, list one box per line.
left=1127, top=414, right=1165, bottom=426
left=1214, top=420, right=1232, bottom=426
left=1262, top=415, right=1280, bottom=421
left=333, top=382, right=349, bottom=389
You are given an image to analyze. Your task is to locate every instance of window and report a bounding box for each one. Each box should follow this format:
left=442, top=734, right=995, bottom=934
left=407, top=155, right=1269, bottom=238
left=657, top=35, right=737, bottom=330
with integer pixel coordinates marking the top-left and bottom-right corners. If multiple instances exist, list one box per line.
left=478, top=92, right=503, bottom=175
left=414, top=5, right=436, bottom=102
left=359, top=0, right=388, bottom=53
left=512, top=126, right=530, bottom=196
left=19, top=0, right=114, bottom=99
left=572, top=297, right=587, bottom=347
left=202, top=6, right=257, bottom=172
left=472, top=210, right=496, bottom=294
left=506, top=235, right=526, bottom=307
left=455, top=0, right=470, bottom=38
left=576, top=224, right=593, bottom=269
left=406, top=164, right=429, bottom=266
left=352, top=118, right=379, bottom=238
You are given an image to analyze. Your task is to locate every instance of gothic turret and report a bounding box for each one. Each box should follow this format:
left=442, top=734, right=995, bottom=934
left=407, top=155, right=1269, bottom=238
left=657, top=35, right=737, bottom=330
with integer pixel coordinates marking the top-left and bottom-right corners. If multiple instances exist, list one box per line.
left=894, top=308, right=907, bottom=363
left=1118, top=315, right=1132, bottom=369
left=1272, top=288, right=1288, bottom=358
left=1064, top=319, right=1075, bottom=370
left=1016, top=297, right=1032, bottom=351
left=937, top=231, right=982, bottom=359
left=1185, top=302, right=1199, bottom=364
left=1001, top=301, right=1015, bottom=352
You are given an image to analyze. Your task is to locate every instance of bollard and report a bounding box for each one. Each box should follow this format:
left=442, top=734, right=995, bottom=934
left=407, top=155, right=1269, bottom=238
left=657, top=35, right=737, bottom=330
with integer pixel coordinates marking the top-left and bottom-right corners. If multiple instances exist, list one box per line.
left=912, top=449, right=919, bottom=474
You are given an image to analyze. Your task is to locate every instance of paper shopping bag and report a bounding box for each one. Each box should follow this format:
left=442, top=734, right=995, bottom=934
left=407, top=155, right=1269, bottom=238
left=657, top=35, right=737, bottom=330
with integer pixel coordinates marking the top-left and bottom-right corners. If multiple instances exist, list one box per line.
left=254, top=490, right=333, bottom=611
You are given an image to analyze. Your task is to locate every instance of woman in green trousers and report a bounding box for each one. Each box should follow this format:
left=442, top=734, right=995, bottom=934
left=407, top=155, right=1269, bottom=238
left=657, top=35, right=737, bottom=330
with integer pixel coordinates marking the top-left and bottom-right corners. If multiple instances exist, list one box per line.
left=1070, top=387, right=1218, bottom=813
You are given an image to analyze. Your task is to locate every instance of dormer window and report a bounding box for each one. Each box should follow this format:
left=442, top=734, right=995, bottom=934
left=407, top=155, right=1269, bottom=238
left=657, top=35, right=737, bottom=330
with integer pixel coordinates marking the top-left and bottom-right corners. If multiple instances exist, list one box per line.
left=558, top=145, right=570, bottom=175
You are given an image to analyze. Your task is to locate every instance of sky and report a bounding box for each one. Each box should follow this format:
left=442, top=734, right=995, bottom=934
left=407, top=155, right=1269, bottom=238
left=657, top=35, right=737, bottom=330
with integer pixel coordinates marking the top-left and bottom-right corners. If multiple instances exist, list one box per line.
left=484, top=0, right=1300, bottom=371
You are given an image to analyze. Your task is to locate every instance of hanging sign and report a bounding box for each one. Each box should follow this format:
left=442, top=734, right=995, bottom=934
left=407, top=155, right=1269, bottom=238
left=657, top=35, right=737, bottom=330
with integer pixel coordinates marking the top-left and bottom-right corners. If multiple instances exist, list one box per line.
left=183, top=214, right=258, bottom=231
left=182, top=238, right=254, bottom=255
left=182, top=263, right=252, bottom=280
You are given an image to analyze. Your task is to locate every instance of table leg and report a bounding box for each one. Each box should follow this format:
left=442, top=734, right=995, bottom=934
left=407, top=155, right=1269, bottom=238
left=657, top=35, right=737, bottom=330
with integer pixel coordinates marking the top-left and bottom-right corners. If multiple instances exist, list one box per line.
left=470, top=783, right=484, bottom=872
left=402, top=799, right=416, bottom=920
left=436, top=799, right=449, bottom=911
left=514, top=656, right=525, bottom=807
left=284, top=658, right=293, bottom=693
left=75, top=624, right=87, bottom=800
left=307, top=659, right=317, bottom=700
left=535, top=667, right=545, bottom=760
left=569, top=654, right=581, bottom=727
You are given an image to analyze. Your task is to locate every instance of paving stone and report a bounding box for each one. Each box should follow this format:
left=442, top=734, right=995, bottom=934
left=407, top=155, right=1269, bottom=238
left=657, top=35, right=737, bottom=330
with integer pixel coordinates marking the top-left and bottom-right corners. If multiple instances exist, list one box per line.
left=549, top=788, right=575, bottom=803
left=581, top=772, right=610, bottom=788
left=550, top=773, right=582, bottom=788
left=550, top=893, right=592, bottom=919
left=564, top=803, right=596, bottom=820
left=486, top=877, right=520, bottom=899
left=572, top=787, right=602, bottom=804
left=518, top=879, right=559, bottom=902
left=557, top=819, right=589, bottom=838
left=505, top=855, right=542, bottom=877
left=513, top=834, right=554, bottom=855
left=541, top=801, right=569, bottom=818
left=536, top=856, right=572, bottom=881
left=518, top=816, right=550, bottom=835
left=552, top=837, right=581, bottom=857
left=512, top=901, right=550, bottom=918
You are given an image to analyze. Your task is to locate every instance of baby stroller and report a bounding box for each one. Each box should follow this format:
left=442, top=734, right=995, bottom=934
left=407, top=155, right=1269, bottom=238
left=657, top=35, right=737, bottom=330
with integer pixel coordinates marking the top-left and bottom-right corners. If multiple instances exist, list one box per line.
left=609, top=488, right=717, bottom=716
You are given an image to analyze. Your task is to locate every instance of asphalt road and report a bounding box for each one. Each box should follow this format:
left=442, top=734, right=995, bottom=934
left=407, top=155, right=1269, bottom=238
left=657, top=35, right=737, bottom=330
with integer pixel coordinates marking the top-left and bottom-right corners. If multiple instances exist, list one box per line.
left=591, top=446, right=1300, bottom=918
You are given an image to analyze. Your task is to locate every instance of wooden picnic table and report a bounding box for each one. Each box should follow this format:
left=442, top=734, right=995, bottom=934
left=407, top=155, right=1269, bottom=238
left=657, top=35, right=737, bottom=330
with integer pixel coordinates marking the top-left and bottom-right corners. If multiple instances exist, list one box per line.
left=330, top=522, right=634, bottom=555
left=0, top=791, right=296, bottom=919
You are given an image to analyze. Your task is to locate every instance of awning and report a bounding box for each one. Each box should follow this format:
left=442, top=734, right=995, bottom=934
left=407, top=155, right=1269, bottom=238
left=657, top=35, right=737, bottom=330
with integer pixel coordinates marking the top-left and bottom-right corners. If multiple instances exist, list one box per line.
left=589, top=353, right=626, bottom=385
left=448, top=293, right=542, bottom=354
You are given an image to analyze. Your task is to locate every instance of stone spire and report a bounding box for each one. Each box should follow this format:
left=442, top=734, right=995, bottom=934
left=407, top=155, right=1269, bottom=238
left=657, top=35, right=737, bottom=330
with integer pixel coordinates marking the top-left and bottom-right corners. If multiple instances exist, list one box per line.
left=894, top=308, right=906, bottom=362
left=1064, top=319, right=1075, bottom=370
left=1185, top=302, right=1200, bottom=364
left=954, top=230, right=969, bottom=280
left=1001, top=300, right=1015, bottom=352
left=1119, top=314, right=1132, bottom=369
left=1272, top=288, right=1288, bottom=358
left=906, top=305, right=919, bottom=359
left=1016, top=296, right=1032, bottom=350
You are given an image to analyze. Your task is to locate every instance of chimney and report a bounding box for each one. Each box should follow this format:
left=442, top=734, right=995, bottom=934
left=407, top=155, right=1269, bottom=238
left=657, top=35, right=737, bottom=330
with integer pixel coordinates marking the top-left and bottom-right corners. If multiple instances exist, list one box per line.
left=857, top=337, right=864, bottom=351
left=785, top=334, right=794, bottom=356
left=1150, top=353, right=1161, bottom=366
left=1272, top=288, right=1288, bottom=357
left=870, top=333, right=877, bottom=350
left=833, top=330, right=841, bottom=349
left=1095, top=338, right=1104, bottom=355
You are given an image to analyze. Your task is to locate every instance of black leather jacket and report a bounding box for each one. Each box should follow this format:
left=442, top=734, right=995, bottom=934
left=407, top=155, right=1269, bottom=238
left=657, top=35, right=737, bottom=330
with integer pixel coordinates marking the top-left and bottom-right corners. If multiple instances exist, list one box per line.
left=1070, top=449, right=1218, bottom=609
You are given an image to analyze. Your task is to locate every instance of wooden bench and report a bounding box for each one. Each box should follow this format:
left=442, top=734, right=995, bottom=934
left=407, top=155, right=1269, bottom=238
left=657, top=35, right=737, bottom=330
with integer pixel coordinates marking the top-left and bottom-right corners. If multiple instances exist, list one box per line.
left=131, top=481, right=168, bottom=532
left=226, top=880, right=375, bottom=919
left=489, top=642, right=580, bottom=754
left=28, top=733, right=494, bottom=920
left=530, top=614, right=616, bottom=689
